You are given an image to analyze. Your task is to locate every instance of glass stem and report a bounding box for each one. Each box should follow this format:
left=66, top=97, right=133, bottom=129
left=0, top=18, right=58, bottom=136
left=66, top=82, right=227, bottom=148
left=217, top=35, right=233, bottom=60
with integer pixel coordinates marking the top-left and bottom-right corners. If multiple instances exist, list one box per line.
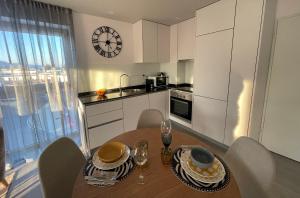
left=139, top=165, right=144, bottom=184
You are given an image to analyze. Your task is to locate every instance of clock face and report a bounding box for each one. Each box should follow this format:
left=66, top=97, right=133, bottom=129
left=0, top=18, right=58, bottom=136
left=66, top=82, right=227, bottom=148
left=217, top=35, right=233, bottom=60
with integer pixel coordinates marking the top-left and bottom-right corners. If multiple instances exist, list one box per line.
left=92, top=26, right=122, bottom=58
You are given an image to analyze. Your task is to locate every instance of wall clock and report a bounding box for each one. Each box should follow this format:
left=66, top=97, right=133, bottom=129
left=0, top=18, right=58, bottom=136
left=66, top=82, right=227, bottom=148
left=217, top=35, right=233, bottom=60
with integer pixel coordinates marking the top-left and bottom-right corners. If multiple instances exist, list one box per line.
left=92, top=26, right=122, bottom=58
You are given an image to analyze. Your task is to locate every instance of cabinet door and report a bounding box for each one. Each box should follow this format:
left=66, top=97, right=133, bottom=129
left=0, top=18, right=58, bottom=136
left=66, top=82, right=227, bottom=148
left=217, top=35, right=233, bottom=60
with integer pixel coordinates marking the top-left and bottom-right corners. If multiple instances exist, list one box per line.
left=85, top=100, right=122, bottom=117
left=133, top=20, right=143, bottom=63
left=158, top=24, right=170, bottom=63
left=123, top=95, right=149, bottom=132
left=143, top=20, right=158, bottom=62
left=261, top=15, right=300, bottom=162
left=194, top=29, right=233, bottom=100
left=224, top=0, right=265, bottom=146
left=170, top=24, right=178, bottom=63
left=192, top=96, right=227, bottom=143
left=88, top=120, right=124, bottom=149
left=149, top=91, right=167, bottom=118
left=177, top=18, right=195, bottom=60
left=196, top=0, right=236, bottom=36
left=87, top=109, right=123, bottom=128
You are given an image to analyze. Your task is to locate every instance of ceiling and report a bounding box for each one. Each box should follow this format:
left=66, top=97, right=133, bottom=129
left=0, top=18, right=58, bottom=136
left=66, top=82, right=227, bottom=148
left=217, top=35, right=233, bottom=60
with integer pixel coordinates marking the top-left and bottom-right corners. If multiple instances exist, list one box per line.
left=37, top=0, right=220, bottom=25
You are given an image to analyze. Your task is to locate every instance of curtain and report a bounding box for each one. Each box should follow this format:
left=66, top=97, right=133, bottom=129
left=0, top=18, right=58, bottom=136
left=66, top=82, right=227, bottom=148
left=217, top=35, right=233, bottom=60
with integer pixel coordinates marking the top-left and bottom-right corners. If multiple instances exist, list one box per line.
left=0, top=0, right=80, bottom=168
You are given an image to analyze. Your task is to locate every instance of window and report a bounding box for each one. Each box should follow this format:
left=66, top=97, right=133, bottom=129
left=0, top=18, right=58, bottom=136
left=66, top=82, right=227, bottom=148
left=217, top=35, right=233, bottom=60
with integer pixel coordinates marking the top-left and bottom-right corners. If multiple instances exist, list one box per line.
left=0, top=29, right=79, bottom=168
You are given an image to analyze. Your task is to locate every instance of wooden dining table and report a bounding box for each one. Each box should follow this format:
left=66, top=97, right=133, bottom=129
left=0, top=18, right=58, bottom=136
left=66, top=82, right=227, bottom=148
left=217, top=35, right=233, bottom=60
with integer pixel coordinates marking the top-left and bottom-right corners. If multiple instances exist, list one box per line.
left=72, top=128, right=241, bottom=198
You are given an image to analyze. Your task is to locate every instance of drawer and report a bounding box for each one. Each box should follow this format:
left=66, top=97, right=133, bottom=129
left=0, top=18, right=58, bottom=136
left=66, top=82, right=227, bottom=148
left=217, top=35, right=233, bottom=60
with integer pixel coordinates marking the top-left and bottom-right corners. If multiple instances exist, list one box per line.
left=87, top=109, right=123, bottom=128
left=86, top=100, right=122, bottom=117
left=88, top=120, right=124, bottom=149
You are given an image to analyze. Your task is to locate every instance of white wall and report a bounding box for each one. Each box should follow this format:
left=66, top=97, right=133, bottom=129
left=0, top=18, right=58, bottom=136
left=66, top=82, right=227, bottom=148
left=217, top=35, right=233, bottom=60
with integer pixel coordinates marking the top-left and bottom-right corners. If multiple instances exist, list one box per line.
left=184, top=60, right=194, bottom=84
left=276, top=0, right=300, bottom=18
left=160, top=60, right=193, bottom=85
left=160, top=62, right=179, bottom=84
left=73, top=13, right=160, bottom=92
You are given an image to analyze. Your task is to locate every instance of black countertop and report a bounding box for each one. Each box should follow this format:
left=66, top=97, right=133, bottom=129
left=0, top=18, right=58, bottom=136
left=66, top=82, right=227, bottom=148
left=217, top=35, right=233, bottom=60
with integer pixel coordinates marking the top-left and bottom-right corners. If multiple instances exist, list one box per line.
left=78, top=86, right=168, bottom=105
left=78, top=84, right=192, bottom=106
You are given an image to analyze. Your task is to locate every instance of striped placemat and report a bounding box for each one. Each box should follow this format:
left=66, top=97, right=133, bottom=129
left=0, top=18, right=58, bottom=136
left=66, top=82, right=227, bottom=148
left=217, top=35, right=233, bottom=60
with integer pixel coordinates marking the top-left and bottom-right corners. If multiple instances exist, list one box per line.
left=84, top=155, right=136, bottom=186
left=171, top=148, right=230, bottom=192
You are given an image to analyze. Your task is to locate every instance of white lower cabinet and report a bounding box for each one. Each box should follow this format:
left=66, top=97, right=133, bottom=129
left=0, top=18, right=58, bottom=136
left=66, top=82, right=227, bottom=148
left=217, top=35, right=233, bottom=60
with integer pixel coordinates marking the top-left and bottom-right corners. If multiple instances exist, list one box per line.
left=88, top=120, right=124, bottom=149
left=123, top=95, right=150, bottom=132
left=192, top=96, right=227, bottom=143
left=149, top=91, right=168, bottom=118
left=82, top=92, right=168, bottom=151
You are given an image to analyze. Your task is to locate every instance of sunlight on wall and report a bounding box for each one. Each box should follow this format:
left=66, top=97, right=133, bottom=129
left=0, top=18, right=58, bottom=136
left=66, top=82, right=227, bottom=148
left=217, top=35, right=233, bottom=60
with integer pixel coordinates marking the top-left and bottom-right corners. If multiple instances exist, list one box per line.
left=78, top=63, right=160, bottom=92
left=233, top=80, right=253, bottom=139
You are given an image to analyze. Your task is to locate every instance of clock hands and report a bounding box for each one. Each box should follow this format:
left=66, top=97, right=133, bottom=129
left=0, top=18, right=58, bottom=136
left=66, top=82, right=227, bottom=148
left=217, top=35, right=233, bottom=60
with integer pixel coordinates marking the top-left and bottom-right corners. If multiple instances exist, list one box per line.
left=93, top=26, right=122, bottom=57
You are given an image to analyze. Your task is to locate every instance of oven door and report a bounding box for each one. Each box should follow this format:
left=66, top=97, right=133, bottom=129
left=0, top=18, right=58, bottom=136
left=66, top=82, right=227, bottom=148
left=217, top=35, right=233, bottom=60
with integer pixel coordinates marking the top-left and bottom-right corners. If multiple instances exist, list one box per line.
left=170, top=97, right=192, bottom=121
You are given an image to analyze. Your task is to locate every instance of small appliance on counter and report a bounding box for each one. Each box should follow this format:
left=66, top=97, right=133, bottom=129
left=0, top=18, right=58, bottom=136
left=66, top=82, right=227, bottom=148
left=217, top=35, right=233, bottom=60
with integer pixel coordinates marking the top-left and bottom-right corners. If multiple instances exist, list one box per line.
left=147, top=72, right=168, bottom=88
left=145, top=79, right=154, bottom=91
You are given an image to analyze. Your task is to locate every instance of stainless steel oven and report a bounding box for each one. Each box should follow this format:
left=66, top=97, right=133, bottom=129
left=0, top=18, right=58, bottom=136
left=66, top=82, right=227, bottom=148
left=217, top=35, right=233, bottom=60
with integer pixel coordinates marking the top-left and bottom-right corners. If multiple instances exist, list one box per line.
left=170, top=89, right=192, bottom=121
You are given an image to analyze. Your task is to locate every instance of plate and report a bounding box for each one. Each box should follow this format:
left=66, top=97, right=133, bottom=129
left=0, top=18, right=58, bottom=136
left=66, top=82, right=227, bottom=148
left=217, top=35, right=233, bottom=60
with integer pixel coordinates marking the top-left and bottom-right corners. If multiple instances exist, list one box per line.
left=180, top=150, right=225, bottom=183
left=97, top=142, right=125, bottom=163
left=92, top=145, right=130, bottom=170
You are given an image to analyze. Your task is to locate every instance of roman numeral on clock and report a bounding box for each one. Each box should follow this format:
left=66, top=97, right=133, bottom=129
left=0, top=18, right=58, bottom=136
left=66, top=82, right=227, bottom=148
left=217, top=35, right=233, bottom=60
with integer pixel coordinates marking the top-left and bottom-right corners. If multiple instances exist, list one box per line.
left=94, top=44, right=101, bottom=52
left=92, top=26, right=122, bottom=58
left=92, top=38, right=98, bottom=44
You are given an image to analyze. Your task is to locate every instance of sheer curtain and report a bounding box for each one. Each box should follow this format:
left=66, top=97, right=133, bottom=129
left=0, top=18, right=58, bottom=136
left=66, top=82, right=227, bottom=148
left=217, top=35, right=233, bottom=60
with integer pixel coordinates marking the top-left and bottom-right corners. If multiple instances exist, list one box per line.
left=0, top=0, right=80, bottom=168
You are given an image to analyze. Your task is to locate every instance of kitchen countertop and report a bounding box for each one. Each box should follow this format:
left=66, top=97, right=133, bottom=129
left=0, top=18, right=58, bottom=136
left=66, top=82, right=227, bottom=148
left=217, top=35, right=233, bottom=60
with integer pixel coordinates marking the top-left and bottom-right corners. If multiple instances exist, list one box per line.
left=78, top=86, right=169, bottom=105
left=78, top=84, right=192, bottom=105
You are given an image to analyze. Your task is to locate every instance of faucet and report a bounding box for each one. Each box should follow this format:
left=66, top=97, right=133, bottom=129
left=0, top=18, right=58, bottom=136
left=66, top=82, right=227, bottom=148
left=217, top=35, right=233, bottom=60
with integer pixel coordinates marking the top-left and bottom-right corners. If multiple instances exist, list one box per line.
left=119, top=73, right=129, bottom=95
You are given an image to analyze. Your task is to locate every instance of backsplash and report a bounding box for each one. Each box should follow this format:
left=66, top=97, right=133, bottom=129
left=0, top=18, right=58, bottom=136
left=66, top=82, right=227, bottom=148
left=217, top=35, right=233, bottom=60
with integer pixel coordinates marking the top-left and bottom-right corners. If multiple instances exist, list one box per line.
left=77, top=63, right=160, bottom=92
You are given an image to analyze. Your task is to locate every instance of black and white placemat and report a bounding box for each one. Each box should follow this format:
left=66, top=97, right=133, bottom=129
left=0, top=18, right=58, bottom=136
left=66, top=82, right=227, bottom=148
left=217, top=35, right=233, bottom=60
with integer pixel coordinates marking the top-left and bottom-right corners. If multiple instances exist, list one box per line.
left=171, top=148, right=230, bottom=192
left=84, top=155, right=136, bottom=186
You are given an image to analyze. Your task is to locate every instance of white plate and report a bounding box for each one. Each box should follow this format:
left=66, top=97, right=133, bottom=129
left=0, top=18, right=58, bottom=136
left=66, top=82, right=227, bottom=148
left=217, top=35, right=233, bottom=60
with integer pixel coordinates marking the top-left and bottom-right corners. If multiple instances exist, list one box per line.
left=180, top=150, right=226, bottom=184
left=92, top=145, right=130, bottom=170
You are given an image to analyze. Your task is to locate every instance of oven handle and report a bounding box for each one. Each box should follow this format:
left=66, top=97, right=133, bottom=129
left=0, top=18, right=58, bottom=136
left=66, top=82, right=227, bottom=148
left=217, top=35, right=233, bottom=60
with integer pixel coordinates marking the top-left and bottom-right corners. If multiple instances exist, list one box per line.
left=171, top=97, right=190, bottom=103
left=171, top=97, right=191, bottom=103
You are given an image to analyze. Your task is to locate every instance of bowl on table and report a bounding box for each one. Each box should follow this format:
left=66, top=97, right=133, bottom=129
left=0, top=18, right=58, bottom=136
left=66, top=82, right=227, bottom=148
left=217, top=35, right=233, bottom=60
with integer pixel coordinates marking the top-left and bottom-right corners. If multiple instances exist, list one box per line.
left=190, top=147, right=214, bottom=169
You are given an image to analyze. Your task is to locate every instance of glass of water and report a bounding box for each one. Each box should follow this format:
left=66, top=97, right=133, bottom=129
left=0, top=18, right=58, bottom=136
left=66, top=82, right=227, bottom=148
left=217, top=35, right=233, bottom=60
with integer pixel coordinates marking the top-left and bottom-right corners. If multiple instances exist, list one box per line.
left=133, top=140, right=148, bottom=184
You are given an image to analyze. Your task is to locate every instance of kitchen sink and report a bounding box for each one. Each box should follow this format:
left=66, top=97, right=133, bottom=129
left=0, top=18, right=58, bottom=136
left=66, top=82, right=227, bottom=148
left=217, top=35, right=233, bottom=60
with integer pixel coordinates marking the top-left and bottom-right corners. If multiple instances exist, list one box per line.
left=120, top=88, right=145, bottom=96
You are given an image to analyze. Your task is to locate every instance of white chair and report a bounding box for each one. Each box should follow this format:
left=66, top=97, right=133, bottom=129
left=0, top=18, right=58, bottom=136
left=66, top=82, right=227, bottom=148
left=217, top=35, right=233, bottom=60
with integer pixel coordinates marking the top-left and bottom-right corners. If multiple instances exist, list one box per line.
left=224, top=136, right=275, bottom=198
left=38, top=137, right=86, bottom=198
left=137, top=109, right=164, bottom=129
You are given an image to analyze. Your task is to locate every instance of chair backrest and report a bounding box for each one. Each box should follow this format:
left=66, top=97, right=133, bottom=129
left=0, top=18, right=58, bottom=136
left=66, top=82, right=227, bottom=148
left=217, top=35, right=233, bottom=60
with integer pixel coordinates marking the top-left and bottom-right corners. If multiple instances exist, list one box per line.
left=38, top=137, right=85, bottom=198
left=137, top=109, right=164, bottom=129
left=224, top=136, right=275, bottom=198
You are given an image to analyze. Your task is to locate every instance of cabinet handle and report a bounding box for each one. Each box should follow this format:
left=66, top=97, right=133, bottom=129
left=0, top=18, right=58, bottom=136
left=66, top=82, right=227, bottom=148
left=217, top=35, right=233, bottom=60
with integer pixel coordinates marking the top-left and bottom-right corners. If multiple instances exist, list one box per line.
left=88, top=118, right=123, bottom=130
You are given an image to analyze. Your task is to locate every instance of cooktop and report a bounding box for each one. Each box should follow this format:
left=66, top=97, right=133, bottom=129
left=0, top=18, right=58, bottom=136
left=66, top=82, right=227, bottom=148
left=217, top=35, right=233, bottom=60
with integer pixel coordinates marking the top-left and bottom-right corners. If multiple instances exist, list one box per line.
left=175, top=87, right=193, bottom=93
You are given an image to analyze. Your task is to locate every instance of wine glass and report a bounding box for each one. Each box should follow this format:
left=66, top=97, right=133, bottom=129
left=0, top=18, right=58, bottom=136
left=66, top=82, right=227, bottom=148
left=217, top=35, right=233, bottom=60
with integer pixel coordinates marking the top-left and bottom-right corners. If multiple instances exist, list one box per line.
left=161, top=119, right=172, bottom=151
left=133, top=140, right=148, bottom=184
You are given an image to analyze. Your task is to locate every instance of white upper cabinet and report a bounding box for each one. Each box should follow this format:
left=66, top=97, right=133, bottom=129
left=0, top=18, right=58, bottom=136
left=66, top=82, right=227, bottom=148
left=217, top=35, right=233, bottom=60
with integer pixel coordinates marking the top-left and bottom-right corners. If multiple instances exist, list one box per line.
left=177, top=18, right=195, bottom=60
left=143, top=20, right=158, bottom=62
left=196, top=0, right=236, bottom=36
left=157, top=24, right=170, bottom=63
left=133, top=20, right=158, bottom=63
left=170, top=24, right=178, bottom=63
left=192, top=96, right=227, bottom=143
left=123, top=95, right=149, bottom=132
left=194, top=29, right=233, bottom=100
left=133, top=20, right=170, bottom=63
